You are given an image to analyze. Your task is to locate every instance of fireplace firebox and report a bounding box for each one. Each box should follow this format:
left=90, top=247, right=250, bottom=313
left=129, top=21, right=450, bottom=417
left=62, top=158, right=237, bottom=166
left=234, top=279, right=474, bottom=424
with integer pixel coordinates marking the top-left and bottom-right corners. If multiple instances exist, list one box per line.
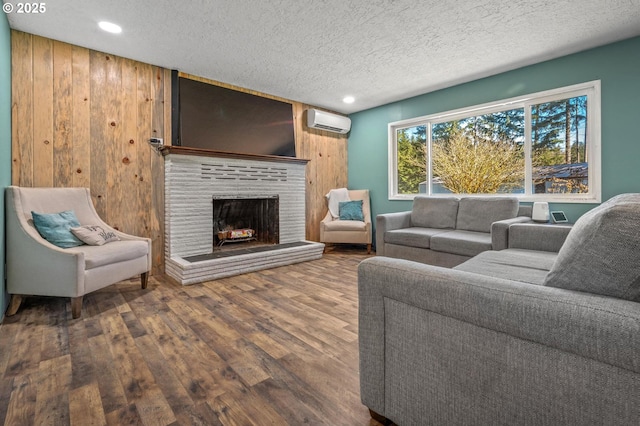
left=212, top=195, right=279, bottom=251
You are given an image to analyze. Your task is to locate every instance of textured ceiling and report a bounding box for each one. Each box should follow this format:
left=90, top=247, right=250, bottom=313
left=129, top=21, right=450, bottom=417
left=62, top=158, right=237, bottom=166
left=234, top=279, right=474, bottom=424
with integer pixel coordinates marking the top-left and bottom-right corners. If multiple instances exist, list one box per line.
left=5, top=0, right=640, bottom=113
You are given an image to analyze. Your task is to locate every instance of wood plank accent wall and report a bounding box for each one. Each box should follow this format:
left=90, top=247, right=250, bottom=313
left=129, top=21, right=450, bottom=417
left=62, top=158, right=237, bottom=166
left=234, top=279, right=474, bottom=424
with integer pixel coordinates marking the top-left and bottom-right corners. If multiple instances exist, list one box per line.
left=10, top=31, right=167, bottom=274
left=294, top=103, right=349, bottom=241
left=11, top=32, right=347, bottom=272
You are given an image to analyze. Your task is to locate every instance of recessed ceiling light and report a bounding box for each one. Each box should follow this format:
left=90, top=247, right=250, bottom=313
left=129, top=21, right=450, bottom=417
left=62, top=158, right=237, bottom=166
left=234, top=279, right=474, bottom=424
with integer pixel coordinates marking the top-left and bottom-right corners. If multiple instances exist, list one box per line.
left=343, top=96, right=355, bottom=104
left=98, top=21, right=122, bottom=34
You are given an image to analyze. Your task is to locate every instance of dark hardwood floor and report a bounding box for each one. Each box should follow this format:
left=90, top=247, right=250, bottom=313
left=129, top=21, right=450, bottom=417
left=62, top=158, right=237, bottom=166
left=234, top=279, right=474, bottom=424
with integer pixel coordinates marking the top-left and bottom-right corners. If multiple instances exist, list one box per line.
left=0, top=248, right=384, bottom=425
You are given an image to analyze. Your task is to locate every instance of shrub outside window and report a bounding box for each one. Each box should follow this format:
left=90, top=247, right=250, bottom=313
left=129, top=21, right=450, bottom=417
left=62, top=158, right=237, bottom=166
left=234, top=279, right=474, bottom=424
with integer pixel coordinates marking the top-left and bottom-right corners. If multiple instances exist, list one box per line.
left=388, top=81, right=601, bottom=203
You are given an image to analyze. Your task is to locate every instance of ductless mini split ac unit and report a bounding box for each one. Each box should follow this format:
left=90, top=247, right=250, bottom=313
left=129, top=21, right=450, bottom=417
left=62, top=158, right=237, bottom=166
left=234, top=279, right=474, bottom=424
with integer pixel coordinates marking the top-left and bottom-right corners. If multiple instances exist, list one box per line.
left=307, top=109, right=351, bottom=134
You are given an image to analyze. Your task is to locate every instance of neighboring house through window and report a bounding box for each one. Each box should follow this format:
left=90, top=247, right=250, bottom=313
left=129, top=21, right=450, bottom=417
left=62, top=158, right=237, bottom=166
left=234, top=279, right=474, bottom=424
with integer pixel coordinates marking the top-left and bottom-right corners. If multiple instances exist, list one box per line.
left=388, top=81, right=601, bottom=203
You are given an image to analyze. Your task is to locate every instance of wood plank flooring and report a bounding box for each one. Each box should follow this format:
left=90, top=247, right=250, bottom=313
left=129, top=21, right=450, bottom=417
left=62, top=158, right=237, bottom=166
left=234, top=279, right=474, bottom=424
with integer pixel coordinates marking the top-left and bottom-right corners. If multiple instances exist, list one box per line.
left=0, top=249, right=383, bottom=426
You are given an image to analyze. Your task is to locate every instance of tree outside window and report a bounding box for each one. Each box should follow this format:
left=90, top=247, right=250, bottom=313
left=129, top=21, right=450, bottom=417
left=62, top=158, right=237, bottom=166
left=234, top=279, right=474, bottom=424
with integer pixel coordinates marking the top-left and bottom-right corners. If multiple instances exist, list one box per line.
left=396, top=125, right=426, bottom=194
left=390, top=82, right=598, bottom=202
left=531, top=95, right=588, bottom=194
left=431, top=108, right=525, bottom=194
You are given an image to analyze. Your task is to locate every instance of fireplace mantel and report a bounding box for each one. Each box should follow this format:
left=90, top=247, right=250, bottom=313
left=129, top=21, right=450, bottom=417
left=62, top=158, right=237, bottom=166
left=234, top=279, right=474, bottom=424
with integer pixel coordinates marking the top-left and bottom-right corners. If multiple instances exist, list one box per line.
left=159, top=145, right=310, bottom=165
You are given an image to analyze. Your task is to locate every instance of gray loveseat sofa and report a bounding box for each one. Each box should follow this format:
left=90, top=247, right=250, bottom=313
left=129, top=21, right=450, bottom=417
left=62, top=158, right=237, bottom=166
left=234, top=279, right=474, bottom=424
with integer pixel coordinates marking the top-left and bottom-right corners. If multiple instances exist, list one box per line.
left=376, top=196, right=532, bottom=267
left=359, top=193, right=640, bottom=425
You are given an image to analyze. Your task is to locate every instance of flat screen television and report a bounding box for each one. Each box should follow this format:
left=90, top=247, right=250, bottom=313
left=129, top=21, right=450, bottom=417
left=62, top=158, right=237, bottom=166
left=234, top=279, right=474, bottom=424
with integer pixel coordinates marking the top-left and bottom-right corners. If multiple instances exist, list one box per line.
left=174, top=75, right=296, bottom=157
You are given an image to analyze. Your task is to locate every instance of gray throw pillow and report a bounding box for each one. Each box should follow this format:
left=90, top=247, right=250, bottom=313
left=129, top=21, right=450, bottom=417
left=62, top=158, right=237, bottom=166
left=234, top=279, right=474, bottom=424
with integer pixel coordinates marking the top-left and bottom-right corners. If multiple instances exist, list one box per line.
left=71, top=225, right=120, bottom=246
left=411, top=196, right=459, bottom=229
left=544, top=194, right=640, bottom=301
left=456, top=197, right=519, bottom=233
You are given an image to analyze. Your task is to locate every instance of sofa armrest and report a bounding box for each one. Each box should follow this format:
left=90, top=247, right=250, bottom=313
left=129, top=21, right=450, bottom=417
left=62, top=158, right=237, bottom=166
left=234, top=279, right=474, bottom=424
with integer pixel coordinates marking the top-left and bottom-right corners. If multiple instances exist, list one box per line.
left=7, top=203, right=85, bottom=298
left=509, top=223, right=572, bottom=252
left=491, top=216, right=533, bottom=250
left=320, top=210, right=332, bottom=224
left=358, top=256, right=640, bottom=417
left=319, top=210, right=332, bottom=242
left=375, top=211, right=411, bottom=256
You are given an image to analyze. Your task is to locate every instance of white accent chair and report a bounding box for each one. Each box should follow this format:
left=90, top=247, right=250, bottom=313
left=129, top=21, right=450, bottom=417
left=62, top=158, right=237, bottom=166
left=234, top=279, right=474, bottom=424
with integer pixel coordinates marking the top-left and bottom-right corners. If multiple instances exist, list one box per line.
left=320, top=189, right=372, bottom=254
left=5, top=186, right=152, bottom=319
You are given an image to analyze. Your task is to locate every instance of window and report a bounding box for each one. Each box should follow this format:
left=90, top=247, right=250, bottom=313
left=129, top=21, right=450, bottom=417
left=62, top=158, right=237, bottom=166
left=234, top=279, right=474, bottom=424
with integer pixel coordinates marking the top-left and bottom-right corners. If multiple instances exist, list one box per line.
left=389, top=81, right=601, bottom=202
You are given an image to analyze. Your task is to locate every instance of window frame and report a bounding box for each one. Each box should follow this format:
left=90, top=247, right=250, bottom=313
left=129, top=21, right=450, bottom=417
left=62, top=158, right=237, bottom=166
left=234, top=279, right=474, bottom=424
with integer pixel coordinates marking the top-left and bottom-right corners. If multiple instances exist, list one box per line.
left=388, top=80, right=601, bottom=203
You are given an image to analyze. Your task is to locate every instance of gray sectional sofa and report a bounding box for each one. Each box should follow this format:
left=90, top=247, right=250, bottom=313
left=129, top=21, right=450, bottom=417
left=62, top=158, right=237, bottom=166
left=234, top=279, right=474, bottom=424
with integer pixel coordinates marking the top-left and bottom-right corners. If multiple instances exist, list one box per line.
left=359, top=193, right=640, bottom=425
left=376, top=196, right=532, bottom=267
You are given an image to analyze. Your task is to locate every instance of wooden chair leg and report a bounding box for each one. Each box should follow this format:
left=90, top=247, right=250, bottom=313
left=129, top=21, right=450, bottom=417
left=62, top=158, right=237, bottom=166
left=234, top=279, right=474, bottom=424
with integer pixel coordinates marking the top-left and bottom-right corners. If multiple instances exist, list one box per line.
left=367, top=243, right=372, bottom=254
left=141, top=272, right=149, bottom=289
left=70, top=296, right=83, bottom=319
left=6, top=295, right=23, bottom=316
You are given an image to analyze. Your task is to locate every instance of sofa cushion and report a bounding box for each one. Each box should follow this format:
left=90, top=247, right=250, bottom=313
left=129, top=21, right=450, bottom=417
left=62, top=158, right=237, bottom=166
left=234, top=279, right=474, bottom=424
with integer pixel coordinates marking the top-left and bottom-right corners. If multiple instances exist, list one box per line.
left=455, top=248, right=557, bottom=285
left=385, top=227, right=452, bottom=250
left=411, top=196, right=459, bottom=229
left=430, top=230, right=492, bottom=257
left=67, top=240, right=149, bottom=269
left=456, top=197, right=519, bottom=233
left=544, top=193, right=640, bottom=301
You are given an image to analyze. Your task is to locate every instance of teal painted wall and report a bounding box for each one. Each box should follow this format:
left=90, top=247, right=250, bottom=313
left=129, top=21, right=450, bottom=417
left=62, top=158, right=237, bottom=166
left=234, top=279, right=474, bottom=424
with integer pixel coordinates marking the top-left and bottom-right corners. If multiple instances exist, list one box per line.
left=348, top=36, right=640, bottom=233
left=1, top=13, right=10, bottom=317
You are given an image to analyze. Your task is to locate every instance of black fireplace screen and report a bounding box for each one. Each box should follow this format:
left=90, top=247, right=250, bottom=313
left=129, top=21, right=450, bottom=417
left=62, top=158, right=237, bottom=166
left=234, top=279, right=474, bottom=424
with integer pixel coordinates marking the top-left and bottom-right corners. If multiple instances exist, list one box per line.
left=212, top=195, right=279, bottom=249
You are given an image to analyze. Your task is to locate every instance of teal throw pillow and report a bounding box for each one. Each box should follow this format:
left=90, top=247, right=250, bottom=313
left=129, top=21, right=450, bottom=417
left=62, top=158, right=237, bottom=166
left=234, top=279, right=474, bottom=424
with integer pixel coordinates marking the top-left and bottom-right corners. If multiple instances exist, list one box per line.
left=31, top=210, right=85, bottom=248
left=339, top=200, right=364, bottom=221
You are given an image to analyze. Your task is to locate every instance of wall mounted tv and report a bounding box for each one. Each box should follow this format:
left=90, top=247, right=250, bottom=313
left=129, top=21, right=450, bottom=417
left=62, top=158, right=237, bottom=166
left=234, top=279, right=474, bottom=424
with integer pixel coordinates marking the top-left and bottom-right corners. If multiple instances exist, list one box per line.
left=173, top=74, right=296, bottom=158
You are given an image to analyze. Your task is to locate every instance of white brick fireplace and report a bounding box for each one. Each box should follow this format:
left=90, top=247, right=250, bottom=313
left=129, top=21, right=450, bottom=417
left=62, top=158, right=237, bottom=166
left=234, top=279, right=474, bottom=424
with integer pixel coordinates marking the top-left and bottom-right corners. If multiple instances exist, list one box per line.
left=163, top=147, right=324, bottom=284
